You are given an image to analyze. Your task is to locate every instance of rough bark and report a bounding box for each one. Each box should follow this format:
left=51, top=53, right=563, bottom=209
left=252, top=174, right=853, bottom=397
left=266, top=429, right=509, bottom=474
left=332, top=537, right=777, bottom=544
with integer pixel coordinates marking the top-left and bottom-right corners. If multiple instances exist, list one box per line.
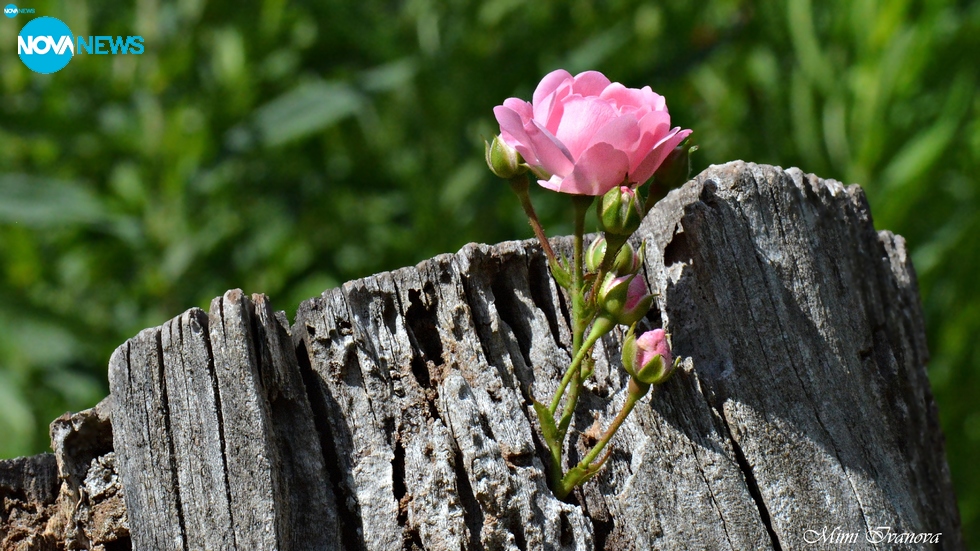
left=1, top=162, right=963, bottom=550
left=1, top=400, right=127, bottom=551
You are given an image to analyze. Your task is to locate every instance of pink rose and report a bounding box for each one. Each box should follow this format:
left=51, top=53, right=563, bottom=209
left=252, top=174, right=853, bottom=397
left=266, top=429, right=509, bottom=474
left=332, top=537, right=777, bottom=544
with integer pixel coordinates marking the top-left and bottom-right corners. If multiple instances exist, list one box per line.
left=494, top=69, right=692, bottom=196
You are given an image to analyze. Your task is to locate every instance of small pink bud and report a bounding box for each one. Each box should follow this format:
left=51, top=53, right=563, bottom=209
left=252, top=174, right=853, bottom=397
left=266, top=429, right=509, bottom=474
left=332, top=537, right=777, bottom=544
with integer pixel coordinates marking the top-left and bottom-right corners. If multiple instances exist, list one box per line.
left=633, top=329, right=675, bottom=385
left=637, top=329, right=671, bottom=370
left=597, top=273, right=654, bottom=326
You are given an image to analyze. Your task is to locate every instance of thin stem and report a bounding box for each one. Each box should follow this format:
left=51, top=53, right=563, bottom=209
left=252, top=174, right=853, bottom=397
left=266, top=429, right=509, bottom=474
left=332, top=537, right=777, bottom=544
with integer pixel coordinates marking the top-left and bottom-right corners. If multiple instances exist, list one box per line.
left=549, top=316, right=613, bottom=414
left=578, top=389, right=642, bottom=469
left=511, top=175, right=558, bottom=266
left=555, top=368, right=580, bottom=450
left=540, top=195, right=593, bottom=495
left=587, top=266, right=605, bottom=311
left=554, top=318, right=612, bottom=446
left=547, top=427, right=564, bottom=490
left=571, top=198, right=589, bottom=357
left=548, top=199, right=597, bottom=460
left=558, top=196, right=592, bottom=419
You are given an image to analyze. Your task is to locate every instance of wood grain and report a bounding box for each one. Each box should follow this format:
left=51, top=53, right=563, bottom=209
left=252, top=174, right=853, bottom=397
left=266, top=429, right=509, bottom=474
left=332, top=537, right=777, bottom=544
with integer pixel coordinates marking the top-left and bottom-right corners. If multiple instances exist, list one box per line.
left=5, top=162, right=960, bottom=550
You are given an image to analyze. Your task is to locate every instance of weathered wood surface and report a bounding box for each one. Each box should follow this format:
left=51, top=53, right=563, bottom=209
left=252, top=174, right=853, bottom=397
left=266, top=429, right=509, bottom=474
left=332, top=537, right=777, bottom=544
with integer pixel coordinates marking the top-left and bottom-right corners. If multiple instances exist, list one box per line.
left=108, top=294, right=337, bottom=550
left=1, top=399, right=127, bottom=550
left=2, top=161, right=963, bottom=549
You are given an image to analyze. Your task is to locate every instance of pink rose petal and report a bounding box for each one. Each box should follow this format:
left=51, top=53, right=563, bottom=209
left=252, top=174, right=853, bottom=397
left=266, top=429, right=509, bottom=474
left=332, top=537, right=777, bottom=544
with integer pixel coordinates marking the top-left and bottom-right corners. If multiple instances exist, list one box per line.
left=557, top=143, right=629, bottom=195
left=587, top=114, right=641, bottom=154
left=533, top=69, right=572, bottom=106
left=636, top=328, right=671, bottom=370
left=631, top=127, right=692, bottom=184
left=526, top=120, right=575, bottom=178
left=570, top=71, right=612, bottom=97
left=494, top=105, right=538, bottom=165
left=554, top=97, right=617, bottom=159
left=502, top=97, right=532, bottom=121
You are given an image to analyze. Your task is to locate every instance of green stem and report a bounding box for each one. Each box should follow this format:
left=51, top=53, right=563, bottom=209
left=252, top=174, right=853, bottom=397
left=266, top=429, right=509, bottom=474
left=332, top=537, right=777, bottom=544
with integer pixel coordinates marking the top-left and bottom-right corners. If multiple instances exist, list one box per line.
left=579, top=387, right=642, bottom=468
left=511, top=175, right=558, bottom=266
left=540, top=195, right=593, bottom=495
left=547, top=421, right=565, bottom=489
left=571, top=196, right=591, bottom=358
left=555, top=320, right=614, bottom=442
left=553, top=386, right=645, bottom=499
left=556, top=196, right=593, bottom=417
left=549, top=316, right=613, bottom=414
left=554, top=367, right=580, bottom=460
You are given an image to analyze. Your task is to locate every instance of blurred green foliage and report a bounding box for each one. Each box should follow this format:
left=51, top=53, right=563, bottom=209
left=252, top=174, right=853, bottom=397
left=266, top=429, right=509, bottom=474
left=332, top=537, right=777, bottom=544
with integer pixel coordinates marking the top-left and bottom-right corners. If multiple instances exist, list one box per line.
left=1, top=0, right=977, bottom=542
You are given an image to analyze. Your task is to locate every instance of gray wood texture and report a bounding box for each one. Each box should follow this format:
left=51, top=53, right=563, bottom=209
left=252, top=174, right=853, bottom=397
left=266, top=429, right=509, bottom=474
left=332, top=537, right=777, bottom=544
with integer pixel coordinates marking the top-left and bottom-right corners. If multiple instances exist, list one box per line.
left=3, top=162, right=962, bottom=550
left=108, top=292, right=338, bottom=550
left=1, top=398, right=127, bottom=550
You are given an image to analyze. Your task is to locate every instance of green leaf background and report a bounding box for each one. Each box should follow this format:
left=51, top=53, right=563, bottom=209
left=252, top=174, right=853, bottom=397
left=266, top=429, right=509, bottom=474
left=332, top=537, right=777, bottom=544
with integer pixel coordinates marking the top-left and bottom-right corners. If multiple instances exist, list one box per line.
left=1, top=0, right=977, bottom=542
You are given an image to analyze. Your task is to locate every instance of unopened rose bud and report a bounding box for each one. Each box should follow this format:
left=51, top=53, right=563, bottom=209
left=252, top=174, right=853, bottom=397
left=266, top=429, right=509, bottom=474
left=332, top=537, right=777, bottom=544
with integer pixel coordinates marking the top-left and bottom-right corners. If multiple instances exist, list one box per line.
left=597, top=273, right=654, bottom=326
left=621, top=329, right=640, bottom=378
left=485, top=135, right=527, bottom=179
left=631, top=329, right=676, bottom=385
left=597, top=186, right=642, bottom=237
left=653, top=140, right=697, bottom=190
left=611, top=242, right=643, bottom=276
left=585, top=236, right=606, bottom=273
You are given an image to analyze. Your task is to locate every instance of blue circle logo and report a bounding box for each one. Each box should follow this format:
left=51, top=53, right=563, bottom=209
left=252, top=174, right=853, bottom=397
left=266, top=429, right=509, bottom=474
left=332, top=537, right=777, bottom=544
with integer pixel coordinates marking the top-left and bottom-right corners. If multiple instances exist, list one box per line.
left=4, top=4, right=17, bottom=18
left=17, top=17, right=74, bottom=74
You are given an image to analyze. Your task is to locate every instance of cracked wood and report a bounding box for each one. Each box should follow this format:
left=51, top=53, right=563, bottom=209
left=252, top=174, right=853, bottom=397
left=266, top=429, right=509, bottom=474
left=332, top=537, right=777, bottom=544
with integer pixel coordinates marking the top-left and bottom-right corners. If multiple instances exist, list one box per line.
left=16, top=161, right=959, bottom=550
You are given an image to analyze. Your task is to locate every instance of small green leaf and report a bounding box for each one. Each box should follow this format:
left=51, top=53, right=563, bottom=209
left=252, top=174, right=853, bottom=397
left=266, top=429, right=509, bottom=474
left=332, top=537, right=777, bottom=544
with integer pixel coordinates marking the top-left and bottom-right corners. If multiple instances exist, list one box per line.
left=560, top=463, right=596, bottom=492
left=549, top=256, right=572, bottom=289
left=533, top=399, right=559, bottom=448
left=563, top=453, right=611, bottom=490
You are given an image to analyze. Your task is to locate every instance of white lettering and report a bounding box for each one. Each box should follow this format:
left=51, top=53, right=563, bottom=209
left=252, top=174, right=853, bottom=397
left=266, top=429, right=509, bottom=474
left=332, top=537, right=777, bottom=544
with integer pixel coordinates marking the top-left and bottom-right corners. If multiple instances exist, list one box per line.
left=53, top=35, right=74, bottom=55
left=865, top=526, right=941, bottom=545
left=803, top=528, right=823, bottom=544
left=16, top=36, right=74, bottom=56
left=31, top=36, right=52, bottom=54
left=867, top=526, right=888, bottom=544
left=803, top=526, right=858, bottom=545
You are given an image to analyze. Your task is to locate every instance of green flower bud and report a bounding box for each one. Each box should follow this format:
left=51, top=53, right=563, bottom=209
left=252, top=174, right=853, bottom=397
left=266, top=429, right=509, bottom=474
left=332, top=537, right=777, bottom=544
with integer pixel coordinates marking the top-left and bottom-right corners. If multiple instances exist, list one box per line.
left=585, top=236, right=606, bottom=273
left=597, top=186, right=642, bottom=237
left=652, top=139, right=697, bottom=190
left=485, top=135, right=527, bottom=179
left=611, top=242, right=643, bottom=276
left=621, top=329, right=639, bottom=378
left=632, top=329, right=677, bottom=386
left=597, top=272, right=654, bottom=326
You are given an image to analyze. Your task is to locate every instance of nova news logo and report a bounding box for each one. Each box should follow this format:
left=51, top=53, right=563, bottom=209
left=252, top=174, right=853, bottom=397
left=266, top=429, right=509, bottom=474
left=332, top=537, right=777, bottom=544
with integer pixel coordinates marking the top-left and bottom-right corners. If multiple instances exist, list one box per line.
left=5, top=4, right=33, bottom=17
left=17, top=16, right=144, bottom=74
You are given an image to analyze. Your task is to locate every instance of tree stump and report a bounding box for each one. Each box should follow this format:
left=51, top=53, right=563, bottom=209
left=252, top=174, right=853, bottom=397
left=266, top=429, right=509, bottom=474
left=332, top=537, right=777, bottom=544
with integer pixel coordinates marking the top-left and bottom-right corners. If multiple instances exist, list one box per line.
left=1, top=162, right=963, bottom=550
